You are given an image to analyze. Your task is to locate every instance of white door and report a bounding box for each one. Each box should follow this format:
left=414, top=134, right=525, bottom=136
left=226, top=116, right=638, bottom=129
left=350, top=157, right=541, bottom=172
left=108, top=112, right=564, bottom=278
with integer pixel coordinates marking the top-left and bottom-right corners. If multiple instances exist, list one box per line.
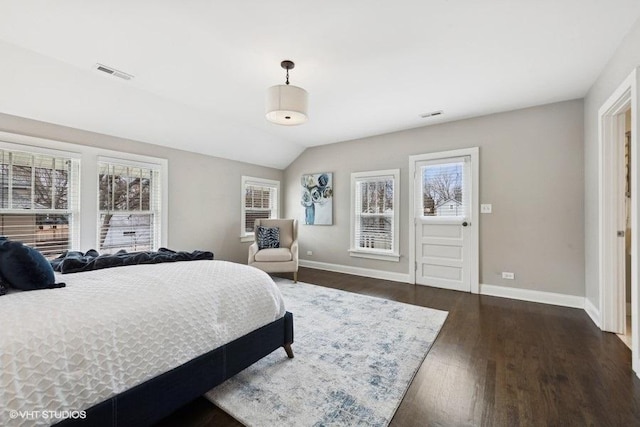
left=410, top=149, right=478, bottom=292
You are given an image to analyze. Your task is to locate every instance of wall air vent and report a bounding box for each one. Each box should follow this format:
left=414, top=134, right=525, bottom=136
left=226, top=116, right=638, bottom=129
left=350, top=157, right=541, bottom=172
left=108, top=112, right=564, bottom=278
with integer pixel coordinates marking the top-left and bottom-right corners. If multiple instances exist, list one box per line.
left=94, top=63, right=134, bottom=80
left=419, top=110, right=444, bottom=119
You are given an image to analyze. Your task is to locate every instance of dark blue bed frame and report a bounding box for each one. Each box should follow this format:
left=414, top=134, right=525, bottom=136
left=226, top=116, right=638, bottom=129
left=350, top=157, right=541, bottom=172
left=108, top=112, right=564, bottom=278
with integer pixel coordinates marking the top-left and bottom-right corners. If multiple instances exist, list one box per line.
left=56, top=312, right=294, bottom=426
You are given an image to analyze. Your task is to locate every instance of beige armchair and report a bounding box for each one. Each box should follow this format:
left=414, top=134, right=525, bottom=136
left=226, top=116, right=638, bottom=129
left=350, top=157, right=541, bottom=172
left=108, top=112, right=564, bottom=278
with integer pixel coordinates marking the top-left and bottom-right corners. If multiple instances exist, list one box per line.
left=248, top=219, right=299, bottom=282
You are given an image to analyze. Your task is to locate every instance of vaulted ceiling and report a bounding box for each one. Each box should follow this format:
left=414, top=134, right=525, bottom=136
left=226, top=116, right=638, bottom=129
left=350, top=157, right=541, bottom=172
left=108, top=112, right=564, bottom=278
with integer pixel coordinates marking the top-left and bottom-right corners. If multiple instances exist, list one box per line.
left=1, top=1, right=639, bottom=168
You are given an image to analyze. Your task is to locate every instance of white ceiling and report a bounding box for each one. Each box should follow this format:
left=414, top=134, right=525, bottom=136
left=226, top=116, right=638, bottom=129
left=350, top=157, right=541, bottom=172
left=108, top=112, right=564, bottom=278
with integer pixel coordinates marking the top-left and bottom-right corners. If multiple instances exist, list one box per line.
left=0, top=1, right=639, bottom=169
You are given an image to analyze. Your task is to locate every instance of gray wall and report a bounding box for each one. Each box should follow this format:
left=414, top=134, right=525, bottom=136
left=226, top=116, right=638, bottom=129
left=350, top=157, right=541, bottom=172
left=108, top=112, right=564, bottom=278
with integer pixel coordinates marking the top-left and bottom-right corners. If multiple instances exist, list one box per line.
left=285, top=100, right=585, bottom=296
left=584, top=16, right=640, bottom=307
left=0, top=112, right=282, bottom=264
left=0, top=95, right=588, bottom=297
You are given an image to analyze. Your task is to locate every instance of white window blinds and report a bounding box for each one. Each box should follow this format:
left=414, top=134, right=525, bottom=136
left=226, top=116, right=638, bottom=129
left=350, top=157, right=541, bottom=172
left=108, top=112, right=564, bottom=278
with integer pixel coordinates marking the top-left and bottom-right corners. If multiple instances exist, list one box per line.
left=351, top=170, right=400, bottom=260
left=98, top=160, right=161, bottom=253
left=241, top=177, right=279, bottom=238
left=0, top=148, right=80, bottom=259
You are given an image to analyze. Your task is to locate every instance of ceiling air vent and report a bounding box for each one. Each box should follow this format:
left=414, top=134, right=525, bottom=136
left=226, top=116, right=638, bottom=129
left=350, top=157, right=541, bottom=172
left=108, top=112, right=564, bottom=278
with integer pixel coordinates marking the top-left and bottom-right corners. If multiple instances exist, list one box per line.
left=419, top=110, right=443, bottom=119
left=94, top=63, right=134, bottom=80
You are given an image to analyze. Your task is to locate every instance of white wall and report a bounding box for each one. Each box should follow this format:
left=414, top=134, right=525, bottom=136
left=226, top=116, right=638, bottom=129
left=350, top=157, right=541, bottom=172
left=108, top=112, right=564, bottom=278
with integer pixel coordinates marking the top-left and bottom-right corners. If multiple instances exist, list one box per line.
left=584, top=16, right=640, bottom=308
left=0, top=112, right=282, bottom=264
left=285, top=100, right=585, bottom=296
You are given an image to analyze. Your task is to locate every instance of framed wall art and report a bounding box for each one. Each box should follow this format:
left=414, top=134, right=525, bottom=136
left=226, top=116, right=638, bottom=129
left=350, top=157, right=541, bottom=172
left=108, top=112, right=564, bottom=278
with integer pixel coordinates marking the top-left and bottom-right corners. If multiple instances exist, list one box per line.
left=300, top=172, right=333, bottom=225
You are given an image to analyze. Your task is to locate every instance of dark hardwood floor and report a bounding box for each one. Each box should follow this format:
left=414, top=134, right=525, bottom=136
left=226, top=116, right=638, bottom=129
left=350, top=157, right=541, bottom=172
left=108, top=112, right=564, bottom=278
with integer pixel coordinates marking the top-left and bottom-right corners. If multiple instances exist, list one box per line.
left=156, top=267, right=640, bottom=426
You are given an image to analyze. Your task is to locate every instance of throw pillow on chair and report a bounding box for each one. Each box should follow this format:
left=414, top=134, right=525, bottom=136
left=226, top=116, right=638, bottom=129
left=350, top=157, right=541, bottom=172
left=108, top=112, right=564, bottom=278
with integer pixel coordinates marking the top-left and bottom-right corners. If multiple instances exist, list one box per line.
left=256, top=226, right=280, bottom=249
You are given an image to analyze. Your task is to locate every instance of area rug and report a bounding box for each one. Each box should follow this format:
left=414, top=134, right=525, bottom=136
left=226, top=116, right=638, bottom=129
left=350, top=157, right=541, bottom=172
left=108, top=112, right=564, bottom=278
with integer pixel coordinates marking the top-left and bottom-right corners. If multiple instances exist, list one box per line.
left=205, top=280, right=448, bottom=426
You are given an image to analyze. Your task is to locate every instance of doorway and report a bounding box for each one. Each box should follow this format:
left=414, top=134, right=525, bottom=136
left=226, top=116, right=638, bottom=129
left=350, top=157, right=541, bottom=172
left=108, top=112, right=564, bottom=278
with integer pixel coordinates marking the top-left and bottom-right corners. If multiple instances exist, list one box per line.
left=619, top=112, right=633, bottom=349
left=598, top=68, right=639, bottom=374
left=409, top=148, right=479, bottom=293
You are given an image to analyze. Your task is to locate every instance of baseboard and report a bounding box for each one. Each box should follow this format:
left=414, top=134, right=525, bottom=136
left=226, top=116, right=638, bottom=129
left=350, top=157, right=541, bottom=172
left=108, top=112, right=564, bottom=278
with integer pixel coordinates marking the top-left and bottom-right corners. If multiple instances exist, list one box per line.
left=299, top=259, right=410, bottom=283
left=584, top=298, right=601, bottom=328
left=480, top=283, right=584, bottom=309
left=297, top=264, right=597, bottom=317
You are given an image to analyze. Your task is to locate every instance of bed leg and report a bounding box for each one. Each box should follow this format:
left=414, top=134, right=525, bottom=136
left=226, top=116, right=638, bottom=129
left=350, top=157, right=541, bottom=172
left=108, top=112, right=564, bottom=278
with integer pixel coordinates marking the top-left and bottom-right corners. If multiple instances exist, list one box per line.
left=283, top=343, right=294, bottom=358
left=293, top=272, right=298, bottom=283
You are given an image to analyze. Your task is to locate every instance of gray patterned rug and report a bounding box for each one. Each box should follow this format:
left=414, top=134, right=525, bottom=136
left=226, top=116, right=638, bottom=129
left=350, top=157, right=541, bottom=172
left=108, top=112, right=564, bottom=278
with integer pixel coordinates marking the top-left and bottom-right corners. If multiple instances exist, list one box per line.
left=205, top=279, right=448, bottom=426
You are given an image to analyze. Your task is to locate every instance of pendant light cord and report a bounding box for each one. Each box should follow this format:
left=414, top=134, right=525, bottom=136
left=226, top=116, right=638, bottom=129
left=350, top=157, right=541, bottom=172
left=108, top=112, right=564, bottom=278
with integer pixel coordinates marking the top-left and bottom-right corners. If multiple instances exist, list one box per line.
left=285, top=68, right=290, bottom=85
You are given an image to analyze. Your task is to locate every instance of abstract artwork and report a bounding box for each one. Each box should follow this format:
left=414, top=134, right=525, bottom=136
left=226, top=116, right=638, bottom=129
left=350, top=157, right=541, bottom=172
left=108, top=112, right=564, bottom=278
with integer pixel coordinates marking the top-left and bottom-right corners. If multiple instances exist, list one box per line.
left=300, top=172, right=333, bottom=225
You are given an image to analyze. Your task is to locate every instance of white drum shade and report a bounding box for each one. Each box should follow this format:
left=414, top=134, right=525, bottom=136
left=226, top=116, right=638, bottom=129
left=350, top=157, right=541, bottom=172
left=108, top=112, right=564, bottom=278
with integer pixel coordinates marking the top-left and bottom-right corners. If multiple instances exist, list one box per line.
left=265, top=84, right=308, bottom=125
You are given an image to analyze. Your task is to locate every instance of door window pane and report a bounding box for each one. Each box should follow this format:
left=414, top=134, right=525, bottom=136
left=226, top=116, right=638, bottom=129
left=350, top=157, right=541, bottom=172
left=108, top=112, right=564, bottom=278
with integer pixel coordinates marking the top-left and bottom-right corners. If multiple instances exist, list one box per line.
left=421, top=161, right=466, bottom=217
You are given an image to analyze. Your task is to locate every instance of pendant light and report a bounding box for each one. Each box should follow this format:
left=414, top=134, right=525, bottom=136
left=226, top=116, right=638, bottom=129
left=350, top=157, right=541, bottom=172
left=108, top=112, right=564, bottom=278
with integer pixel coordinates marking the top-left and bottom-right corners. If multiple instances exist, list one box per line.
left=266, top=60, right=308, bottom=125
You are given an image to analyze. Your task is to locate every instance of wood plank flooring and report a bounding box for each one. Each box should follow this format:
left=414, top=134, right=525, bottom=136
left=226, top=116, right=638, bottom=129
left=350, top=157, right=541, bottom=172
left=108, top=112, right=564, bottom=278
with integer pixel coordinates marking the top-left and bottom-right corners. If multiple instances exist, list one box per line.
left=156, top=267, right=640, bottom=426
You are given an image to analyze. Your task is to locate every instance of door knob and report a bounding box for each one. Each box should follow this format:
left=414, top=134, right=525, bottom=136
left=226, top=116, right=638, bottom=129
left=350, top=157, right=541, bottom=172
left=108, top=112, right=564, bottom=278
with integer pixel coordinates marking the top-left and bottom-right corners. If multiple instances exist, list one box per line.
left=462, top=221, right=469, bottom=227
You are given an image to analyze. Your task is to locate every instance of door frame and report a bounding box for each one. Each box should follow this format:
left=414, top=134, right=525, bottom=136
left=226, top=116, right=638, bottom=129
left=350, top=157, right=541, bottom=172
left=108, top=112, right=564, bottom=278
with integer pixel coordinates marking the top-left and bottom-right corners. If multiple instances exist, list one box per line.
left=599, top=68, right=639, bottom=374
left=409, top=147, right=479, bottom=293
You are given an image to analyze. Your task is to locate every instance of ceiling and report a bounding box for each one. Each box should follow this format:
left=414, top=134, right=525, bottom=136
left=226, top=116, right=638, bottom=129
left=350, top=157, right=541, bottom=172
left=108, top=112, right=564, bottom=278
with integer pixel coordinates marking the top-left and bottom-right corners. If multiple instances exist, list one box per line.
left=0, top=1, right=639, bottom=169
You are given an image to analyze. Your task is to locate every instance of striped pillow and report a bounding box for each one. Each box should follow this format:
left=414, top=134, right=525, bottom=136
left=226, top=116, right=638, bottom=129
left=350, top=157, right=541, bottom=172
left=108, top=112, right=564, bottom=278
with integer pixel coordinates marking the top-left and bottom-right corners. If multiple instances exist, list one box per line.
left=256, top=226, right=280, bottom=250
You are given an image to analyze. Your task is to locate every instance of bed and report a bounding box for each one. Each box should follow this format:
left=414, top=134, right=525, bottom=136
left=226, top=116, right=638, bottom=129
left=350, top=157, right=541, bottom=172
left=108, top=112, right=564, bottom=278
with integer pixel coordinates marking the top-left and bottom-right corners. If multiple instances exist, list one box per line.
left=0, top=260, right=294, bottom=427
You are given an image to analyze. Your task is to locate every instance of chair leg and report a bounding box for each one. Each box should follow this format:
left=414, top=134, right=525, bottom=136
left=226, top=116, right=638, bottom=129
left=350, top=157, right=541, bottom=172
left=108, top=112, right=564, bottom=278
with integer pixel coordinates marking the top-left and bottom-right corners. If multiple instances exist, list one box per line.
left=294, top=271, right=298, bottom=283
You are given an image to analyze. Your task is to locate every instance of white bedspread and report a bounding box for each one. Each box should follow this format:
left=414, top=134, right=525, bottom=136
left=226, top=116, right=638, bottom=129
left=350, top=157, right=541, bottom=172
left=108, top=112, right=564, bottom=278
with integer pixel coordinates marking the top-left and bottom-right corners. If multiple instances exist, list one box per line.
left=0, top=260, right=286, bottom=427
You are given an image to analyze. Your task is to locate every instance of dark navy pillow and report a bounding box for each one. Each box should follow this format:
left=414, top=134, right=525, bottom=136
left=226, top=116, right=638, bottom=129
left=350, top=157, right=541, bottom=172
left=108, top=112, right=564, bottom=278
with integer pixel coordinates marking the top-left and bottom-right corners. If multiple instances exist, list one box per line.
left=0, top=238, right=65, bottom=291
left=0, top=280, right=7, bottom=296
left=256, top=226, right=280, bottom=250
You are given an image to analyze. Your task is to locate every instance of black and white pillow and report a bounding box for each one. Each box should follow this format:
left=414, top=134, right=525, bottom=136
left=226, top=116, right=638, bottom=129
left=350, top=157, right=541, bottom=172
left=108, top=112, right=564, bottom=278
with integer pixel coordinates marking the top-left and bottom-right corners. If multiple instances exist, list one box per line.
left=256, top=226, right=280, bottom=250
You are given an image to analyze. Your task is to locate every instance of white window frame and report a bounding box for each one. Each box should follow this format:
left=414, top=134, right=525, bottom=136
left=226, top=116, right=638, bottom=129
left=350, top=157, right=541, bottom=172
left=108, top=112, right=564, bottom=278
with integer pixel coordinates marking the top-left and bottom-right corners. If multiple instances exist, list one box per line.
left=0, top=131, right=168, bottom=252
left=241, top=176, right=280, bottom=242
left=349, top=169, right=400, bottom=262
left=97, top=156, right=164, bottom=252
left=0, top=140, right=82, bottom=256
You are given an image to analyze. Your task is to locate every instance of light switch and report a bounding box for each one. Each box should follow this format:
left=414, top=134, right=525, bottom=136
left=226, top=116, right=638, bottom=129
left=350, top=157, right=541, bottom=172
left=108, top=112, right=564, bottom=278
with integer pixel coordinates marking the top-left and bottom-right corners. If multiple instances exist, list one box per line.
left=481, top=204, right=492, bottom=213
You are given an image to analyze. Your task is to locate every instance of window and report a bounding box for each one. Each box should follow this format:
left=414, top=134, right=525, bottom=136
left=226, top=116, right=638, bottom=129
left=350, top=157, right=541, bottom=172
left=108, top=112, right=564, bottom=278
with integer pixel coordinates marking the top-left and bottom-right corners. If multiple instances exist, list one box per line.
left=421, top=159, right=466, bottom=217
left=98, top=159, right=162, bottom=253
left=0, top=147, right=80, bottom=259
left=350, top=169, right=400, bottom=261
left=241, top=176, right=279, bottom=242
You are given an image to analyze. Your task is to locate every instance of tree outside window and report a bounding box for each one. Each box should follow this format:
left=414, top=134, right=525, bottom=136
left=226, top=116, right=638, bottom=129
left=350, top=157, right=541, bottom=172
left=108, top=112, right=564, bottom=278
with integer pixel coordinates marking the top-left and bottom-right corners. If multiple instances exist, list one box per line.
left=98, top=162, right=159, bottom=253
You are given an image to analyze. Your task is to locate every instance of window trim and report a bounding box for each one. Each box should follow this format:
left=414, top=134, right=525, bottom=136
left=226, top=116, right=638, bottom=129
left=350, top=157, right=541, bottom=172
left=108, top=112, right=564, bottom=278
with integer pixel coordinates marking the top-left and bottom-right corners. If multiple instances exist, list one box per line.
left=96, top=157, right=164, bottom=252
left=349, top=169, right=400, bottom=262
left=0, top=140, right=82, bottom=255
left=0, top=131, right=168, bottom=252
left=241, top=176, right=280, bottom=242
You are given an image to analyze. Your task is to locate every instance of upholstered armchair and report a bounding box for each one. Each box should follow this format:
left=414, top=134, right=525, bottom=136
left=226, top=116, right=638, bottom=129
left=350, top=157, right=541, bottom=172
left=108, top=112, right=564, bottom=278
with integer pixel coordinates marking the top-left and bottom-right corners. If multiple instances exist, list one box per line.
left=248, top=219, right=299, bottom=282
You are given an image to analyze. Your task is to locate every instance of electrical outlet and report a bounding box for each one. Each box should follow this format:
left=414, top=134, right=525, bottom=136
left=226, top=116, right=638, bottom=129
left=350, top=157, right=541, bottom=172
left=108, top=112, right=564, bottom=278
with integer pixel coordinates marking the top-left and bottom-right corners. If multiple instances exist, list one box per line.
left=306, top=250, right=313, bottom=256
left=502, top=272, right=515, bottom=280
left=481, top=204, right=492, bottom=213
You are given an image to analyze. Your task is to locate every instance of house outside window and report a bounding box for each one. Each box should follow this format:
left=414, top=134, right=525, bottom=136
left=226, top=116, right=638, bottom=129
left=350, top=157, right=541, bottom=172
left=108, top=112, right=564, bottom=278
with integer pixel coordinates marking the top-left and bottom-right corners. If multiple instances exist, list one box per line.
left=350, top=169, right=400, bottom=262
left=422, top=161, right=464, bottom=217
left=241, top=176, right=279, bottom=242
left=0, top=146, right=80, bottom=259
left=98, top=159, right=162, bottom=253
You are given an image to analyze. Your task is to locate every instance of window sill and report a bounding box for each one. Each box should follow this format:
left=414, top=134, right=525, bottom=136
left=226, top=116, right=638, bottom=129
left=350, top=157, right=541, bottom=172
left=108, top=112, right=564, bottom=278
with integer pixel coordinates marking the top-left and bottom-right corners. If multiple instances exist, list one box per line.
left=349, top=249, right=400, bottom=262
left=240, top=235, right=255, bottom=243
